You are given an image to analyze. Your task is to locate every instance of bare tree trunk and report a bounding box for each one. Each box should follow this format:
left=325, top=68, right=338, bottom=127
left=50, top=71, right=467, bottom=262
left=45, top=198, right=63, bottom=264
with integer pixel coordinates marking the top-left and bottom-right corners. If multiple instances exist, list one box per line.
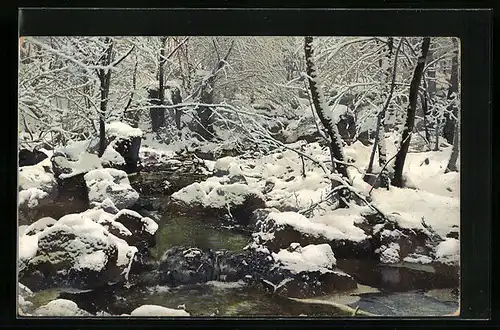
left=123, top=52, right=139, bottom=127
left=392, top=37, right=431, bottom=187
left=157, top=36, right=168, bottom=130
left=442, top=38, right=459, bottom=145
left=98, top=37, right=114, bottom=157
left=445, top=121, right=459, bottom=173
left=304, top=36, right=348, bottom=179
left=196, top=40, right=234, bottom=141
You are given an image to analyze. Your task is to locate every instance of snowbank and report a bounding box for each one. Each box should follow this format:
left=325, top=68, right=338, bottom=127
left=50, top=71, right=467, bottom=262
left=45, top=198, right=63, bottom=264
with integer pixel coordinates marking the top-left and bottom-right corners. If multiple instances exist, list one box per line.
left=130, top=305, right=190, bottom=317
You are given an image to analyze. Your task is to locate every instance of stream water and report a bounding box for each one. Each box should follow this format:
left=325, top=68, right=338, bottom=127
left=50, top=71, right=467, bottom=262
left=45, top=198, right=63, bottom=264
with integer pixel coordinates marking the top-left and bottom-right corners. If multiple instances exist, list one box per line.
left=27, top=203, right=459, bottom=317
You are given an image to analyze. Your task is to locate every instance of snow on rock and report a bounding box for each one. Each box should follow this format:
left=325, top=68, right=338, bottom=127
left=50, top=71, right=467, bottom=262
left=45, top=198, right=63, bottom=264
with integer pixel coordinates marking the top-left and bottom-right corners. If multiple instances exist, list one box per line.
left=378, top=242, right=401, bottom=264
left=101, top=144, right=126, bottom=167
left=18, top=188, right=49, bottom=209
left=24, top=217, right=57, bottom=236
left=205, top=183, right=264, bottom=209
left=18, top=158, right=57, bottom=193
left=106, top=121, right=143, bottom=140
left=170, top=182, right=207, bottom=207
left=214, top=156, right=239, bottom=175
left=403, top=253, right=433, bottom=264
left=266, top=211, right=368, bottom=243
left=170, top=180, right=265, bottom=222
left=435, top=238, right=459, bottom=266
left=273, top=243, right=337, bottom=274
left=130, top=305, right=190, bottom=317
left=113, top=209, right=158, bottom=247
left=84, top=168, right=139, bottom=210
left=18, top=233, right=39, bottom=263
left=58, top=139, right=98, bottom=161
left=18, top=295, right=33, bottom=315
left=19, top=283, right=33, bottom=298
left=33, top=299, right=92, bottom=317
left=58, top=152, right=102, bottom=179
left=19, top=213, right=126, bottom=290
left=73, top=250, right=108, bottom=272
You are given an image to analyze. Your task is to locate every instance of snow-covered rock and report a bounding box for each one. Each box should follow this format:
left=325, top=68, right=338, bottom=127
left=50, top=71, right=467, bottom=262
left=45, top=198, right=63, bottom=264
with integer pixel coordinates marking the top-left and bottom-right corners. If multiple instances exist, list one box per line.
left=18, top=158, right=57, bottom=194
left=252, top=210, right=373, bottom=259
left=130, top=304, right=190, bottom=317
left=435, top=238, right=459, bottom=266
left=170, top=181, right=265, bottom=224
left=112, top=209, right=158, bottom=249
left=18, top=188, right=50, bottom=209
left=105, top=122, right=143, bottom=174
left=84, top=168, right=139, bottom=210
left=273, top=243, right=337, bottom=273
left=23, top=217, right=57, bottom=236
left=33, top=299, right=92, bottom=316
left=106, top=122, right=143, bottom=140
left=378, top=242, right=401, bottom=264
left=262, top=243, right=357, bottom=298
left=19, top=212, right=137, bottom=291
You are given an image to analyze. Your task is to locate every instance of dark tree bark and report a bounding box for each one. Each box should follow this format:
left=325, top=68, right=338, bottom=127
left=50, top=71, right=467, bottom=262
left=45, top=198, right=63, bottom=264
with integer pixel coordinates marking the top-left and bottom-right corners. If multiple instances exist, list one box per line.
left=123, top=53, right=139, bottom=127
left=367, top=38, right=394, bottom=171
left=442, top=38, right=459, bottom=145
left=445, top=121, right=460, bottom=173
left=304, top=36, right=348, bottom=179
left=150, top=37, right=168, bottom=132
left=196, top=40, right=234, bottom=141
left=97, top=37, right=114, bottom=157
left=392, top=37, right=431, bottom=187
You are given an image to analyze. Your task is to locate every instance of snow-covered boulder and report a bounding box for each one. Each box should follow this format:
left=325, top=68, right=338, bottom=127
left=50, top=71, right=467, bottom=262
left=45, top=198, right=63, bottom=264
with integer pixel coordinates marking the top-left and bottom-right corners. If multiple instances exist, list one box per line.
left=105, top=122, right=143, bottom=174
left=23, top=217, right=57, bottom=236
left=18, top=159, right=58, bottom=223
left=112, top=209, right=158, bottom=250
left=252, top=211, right=374, bottom=259
left=262, top=243, right=357, bottom=298
left=84, top=168, right=139, bottom=210
left=51, top=151, right=102, bottom=179
left=18, top=283, right=34, bottom=315
left=435, top=238, right=459, bottom=266
left=170, top=182, right=265, bottom=225
left=33, top=299, right=92, bottom=316
left=19, top=213, right=137, bottom=291
left=213, top=156, right=239, bottom=176
left=130, top=304, right=190, bottom=317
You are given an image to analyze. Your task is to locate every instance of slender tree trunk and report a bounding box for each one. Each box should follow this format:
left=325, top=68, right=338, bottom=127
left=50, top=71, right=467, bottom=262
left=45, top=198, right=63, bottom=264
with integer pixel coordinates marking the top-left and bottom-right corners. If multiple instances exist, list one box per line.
left=392, top=37, right=431, bottom=187
left=445, top=121, right=460, bottom=173
left=157, top=36, right=167, bottom=129
left=304, top=36, right=348, bottom=179
left=98, top=37, right=114, bottom=157
left=367, top=37, right=394, bottom=175
left=442, top=38, right=459, bottom=145
left=196, top=40, right=234, bottom=141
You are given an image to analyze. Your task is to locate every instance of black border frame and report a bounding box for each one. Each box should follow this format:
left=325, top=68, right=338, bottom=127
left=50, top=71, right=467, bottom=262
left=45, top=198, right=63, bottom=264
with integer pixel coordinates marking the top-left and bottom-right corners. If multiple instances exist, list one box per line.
left=5, top=6, right=493, bottom=328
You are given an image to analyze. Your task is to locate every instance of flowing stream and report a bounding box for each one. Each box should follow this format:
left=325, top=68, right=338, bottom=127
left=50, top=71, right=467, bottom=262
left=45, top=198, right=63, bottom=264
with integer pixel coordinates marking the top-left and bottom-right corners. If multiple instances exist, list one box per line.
left=27, top=202, right=459, bottom=317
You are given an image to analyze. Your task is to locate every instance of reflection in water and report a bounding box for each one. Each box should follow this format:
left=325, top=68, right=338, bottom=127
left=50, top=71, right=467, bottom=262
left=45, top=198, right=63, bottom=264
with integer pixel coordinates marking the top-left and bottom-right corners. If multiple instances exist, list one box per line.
left=149, top=212, right=250, bottom=260
left=381, top=268, right=400, bottom=286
